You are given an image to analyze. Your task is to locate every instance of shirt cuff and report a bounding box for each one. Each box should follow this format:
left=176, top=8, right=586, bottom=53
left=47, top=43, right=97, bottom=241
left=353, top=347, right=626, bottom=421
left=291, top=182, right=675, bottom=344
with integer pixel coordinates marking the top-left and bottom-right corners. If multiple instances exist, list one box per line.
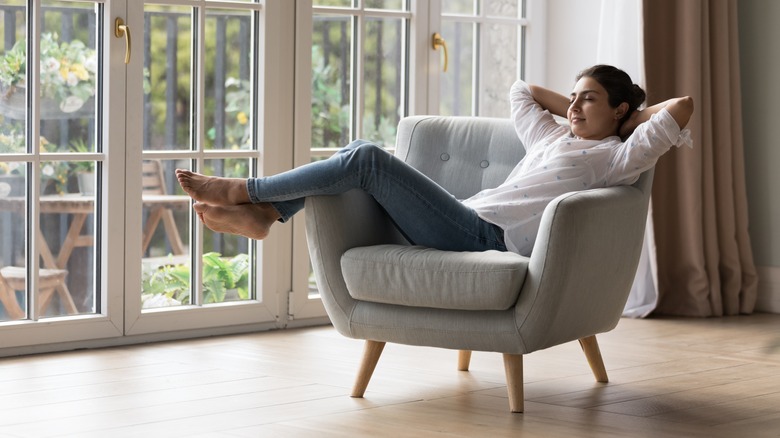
left=675, top=128, right=693, bottom=149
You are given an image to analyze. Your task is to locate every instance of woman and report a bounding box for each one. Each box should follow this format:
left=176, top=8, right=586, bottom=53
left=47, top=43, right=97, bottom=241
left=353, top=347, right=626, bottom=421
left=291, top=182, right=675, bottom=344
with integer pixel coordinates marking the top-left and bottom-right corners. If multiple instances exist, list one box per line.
left=176, top=65, right=693, bottom=257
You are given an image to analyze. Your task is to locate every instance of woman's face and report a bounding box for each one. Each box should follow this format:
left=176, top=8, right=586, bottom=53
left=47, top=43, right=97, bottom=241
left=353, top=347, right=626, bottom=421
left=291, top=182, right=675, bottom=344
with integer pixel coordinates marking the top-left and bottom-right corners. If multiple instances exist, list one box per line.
left=567, top=76, right=624, bottom=140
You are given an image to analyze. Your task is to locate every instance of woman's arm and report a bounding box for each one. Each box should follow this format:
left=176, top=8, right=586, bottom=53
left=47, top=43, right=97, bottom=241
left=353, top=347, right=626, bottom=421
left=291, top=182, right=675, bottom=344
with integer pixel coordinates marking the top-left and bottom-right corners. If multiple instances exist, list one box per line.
left=529, top=85, right=570, bottom=118
left=619, top=96, right=694, bottom=138
left=510, top=81, right=569, bottom=149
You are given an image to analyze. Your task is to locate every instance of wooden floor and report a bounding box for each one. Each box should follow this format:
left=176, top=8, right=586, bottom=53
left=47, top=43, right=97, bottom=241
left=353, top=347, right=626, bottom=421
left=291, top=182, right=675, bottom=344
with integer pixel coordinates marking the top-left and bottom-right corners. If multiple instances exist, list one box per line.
left=2, top=314, right=780, bottom=437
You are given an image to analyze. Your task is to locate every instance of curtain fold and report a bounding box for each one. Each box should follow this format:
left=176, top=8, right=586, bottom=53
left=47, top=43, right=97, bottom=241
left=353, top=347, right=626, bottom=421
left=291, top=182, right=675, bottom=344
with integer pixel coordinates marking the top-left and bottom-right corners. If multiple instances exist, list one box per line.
left=643, top=0, right=757, bottom=316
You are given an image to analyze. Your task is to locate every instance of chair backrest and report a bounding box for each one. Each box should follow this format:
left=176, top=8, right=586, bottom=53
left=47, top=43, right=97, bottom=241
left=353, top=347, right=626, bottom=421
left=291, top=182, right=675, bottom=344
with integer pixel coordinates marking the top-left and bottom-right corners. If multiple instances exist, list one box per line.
left=395, top=116, right=526, bottom=200
left=396, top=115, right=652, bottom=197
left=142, top=160, right=168, bottom=195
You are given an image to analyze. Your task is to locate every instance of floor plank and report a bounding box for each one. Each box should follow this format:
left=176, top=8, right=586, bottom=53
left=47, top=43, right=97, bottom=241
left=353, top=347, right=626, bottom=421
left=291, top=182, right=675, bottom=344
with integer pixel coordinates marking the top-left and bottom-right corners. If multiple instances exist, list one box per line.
left=1, top=313, right=779, bottom=437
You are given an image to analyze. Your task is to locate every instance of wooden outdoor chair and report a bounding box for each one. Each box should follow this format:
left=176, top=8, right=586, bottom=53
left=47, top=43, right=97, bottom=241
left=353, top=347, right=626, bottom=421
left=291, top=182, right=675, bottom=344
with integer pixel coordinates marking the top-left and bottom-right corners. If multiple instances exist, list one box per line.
left=141, top=160, right=186, bottom=256
left=0, top=266, right=78, bottom=319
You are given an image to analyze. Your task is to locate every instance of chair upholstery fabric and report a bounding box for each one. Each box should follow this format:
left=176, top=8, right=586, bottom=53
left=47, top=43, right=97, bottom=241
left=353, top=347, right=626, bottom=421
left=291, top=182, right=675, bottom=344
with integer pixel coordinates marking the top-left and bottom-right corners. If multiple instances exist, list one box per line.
left=306, top=116, right=653, bottom=355
left=341, top=245, right=528, bottom=311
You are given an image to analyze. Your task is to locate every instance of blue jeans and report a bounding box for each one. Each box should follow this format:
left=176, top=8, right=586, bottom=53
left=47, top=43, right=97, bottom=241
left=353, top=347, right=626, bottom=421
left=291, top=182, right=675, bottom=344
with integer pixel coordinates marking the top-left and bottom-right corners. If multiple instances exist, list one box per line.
left=247, top=140, right=507, bottom=252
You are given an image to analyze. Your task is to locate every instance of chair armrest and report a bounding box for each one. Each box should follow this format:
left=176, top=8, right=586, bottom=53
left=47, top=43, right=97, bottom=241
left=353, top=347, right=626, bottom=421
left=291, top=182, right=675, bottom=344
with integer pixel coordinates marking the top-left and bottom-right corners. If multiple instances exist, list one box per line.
left=515, top=184, right=650, bottom=351
left=305, top=190, right=407, bottom=336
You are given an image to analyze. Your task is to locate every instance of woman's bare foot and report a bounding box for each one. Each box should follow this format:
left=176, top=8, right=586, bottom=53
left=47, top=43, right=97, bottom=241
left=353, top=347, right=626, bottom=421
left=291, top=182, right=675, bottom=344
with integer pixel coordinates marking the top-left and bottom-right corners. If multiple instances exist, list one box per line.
left=176, top=169, right=251, bottom=206
left=193, top=202, right=281, bottom=240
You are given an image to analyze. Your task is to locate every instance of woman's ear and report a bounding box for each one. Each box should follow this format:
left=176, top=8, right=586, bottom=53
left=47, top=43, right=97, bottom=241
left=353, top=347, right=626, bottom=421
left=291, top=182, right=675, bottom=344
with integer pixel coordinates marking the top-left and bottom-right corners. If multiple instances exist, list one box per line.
left=615, top=102, right=630, bottom=120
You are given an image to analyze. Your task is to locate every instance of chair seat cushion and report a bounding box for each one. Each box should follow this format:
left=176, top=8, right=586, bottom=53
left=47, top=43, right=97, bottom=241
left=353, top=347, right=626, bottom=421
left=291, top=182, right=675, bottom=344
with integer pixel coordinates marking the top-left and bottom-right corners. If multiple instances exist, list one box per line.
left=340, top=244, right=529, bottom=311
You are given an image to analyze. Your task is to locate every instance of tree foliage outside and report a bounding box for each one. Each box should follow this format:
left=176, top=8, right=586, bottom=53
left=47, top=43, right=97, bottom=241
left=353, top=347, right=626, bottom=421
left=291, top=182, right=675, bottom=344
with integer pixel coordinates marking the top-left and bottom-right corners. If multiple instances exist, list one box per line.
left=311, top=14, right=403, bottom=149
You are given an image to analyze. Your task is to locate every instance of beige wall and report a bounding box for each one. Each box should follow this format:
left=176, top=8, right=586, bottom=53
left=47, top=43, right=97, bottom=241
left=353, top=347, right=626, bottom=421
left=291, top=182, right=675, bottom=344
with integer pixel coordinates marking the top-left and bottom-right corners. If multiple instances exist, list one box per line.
left=739, top=0, right=780, bottom=311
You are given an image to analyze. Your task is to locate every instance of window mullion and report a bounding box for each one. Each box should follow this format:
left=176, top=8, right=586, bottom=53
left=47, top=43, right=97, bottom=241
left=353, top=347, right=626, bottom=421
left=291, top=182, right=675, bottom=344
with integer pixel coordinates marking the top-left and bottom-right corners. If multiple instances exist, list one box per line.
left=192, top=3, right=206, bottom=307
left=27, top=0, right=42, bottom=321
left=351, top=11, right=362, bottom=141
left=472, top=21, right=479, bottom=116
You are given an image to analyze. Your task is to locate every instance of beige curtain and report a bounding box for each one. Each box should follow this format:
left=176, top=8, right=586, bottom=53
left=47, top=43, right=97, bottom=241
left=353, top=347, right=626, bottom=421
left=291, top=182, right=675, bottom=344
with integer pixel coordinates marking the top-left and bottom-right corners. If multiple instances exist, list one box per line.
left=643, top=0, right=757, bottom=316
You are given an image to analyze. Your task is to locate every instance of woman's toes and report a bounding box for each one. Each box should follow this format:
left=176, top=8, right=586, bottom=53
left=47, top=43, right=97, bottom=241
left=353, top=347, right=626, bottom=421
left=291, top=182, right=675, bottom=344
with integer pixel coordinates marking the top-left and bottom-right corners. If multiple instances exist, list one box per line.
left=193, top=202, right=209, bottom=214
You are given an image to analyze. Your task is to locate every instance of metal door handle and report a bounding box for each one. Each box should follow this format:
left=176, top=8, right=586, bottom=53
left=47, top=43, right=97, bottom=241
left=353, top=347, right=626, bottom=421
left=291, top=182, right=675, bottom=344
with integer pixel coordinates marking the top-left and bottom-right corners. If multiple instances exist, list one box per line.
left=115, top=18, right=131, bottom=64
left=432, top=32, right=448, bottom=72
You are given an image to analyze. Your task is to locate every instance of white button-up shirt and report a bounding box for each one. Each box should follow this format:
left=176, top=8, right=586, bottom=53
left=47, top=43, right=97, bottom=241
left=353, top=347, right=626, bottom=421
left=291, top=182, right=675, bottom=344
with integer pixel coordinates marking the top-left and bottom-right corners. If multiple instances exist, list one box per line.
left=462, top=80, right=692, bottom=256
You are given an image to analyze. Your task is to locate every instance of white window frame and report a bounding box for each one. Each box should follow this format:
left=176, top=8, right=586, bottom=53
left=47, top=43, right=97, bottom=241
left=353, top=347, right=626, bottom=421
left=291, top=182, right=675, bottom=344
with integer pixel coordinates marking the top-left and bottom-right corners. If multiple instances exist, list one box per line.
left=1, top=0, right=126, bottom=353
left=122, top=0, right=290, bottom=336
left=1, top=0, right=548, bottom=355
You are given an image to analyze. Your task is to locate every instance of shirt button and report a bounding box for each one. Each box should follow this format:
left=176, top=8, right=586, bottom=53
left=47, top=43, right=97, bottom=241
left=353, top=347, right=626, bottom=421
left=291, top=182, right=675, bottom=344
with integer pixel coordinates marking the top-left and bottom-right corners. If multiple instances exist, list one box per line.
left=480, top=160, right=489, bottom=168
left=440, top=153, right=450, bottom=161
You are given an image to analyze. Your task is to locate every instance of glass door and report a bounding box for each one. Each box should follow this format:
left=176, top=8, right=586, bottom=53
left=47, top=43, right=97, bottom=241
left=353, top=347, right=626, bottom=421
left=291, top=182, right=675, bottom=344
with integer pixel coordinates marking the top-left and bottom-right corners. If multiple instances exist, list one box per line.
left=290, top=0, right=413, bottom=321
left=0, top=0, right=126, bottom=348
left=428, top=0, right=534, bottom=116
left=123, top=0, right=286, bottom=334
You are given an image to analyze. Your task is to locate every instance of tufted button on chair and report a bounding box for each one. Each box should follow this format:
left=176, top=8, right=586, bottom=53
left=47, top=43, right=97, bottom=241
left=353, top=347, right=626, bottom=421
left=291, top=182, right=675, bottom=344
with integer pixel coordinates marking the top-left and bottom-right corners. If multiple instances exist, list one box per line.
left=305, top=116, right=654, bottom=413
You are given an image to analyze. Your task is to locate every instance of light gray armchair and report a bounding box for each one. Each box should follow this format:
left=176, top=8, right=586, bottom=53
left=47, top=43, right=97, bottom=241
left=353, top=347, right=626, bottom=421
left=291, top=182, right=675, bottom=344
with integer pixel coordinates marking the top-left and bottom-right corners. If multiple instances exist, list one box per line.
left=305, top=116, right=653, bottom=413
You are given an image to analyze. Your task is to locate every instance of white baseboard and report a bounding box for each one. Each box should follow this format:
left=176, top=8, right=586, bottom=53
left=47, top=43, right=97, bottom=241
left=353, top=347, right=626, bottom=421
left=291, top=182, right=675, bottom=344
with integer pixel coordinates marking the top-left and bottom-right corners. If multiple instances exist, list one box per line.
left=756, top=265, right=780, bottom=314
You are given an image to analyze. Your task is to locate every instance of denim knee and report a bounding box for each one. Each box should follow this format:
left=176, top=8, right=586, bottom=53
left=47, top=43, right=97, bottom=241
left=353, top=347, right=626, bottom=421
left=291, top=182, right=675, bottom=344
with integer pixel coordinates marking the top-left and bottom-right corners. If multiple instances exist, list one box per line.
left=338, top=142, right=389, bottom=168
left=349, top=142, right=389, bottom=160
left=341, top=139, right=375, bottom=152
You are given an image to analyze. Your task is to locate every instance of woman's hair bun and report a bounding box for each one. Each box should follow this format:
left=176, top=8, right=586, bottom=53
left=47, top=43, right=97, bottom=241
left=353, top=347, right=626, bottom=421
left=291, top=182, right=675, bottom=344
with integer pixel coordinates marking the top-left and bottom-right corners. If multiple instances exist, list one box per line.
left=631, top=84, right=646, bottom=108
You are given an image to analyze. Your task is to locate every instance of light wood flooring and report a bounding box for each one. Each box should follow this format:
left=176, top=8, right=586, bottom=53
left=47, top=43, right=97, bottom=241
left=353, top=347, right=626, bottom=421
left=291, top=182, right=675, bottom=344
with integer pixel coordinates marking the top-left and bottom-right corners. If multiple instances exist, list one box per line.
left=2, top=313, right=780, bottom=437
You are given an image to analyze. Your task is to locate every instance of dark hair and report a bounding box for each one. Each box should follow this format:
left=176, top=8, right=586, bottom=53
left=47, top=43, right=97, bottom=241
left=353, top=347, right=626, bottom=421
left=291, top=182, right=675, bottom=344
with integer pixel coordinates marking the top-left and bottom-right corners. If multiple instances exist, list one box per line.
left=576, top=65, right=646, bottom=125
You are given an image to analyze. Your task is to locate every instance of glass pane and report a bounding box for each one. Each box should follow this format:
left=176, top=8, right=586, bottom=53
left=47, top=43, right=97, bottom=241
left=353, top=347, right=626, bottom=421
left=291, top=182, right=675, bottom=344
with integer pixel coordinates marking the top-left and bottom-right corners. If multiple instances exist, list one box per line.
left=0, top=0, right=27, bottom=150
left=40, top=1, right=98, bottom=157
left=0, top=163, right=26, bottom=321
left=2, top=1, right=101, bottom=321
left=365, top=0, right=405, bottom=10
left=312, top=15, right=352, bottom=149
left=442, top=0, right=475, bottom=15
left=363, top=17, right=402, bottom=147
left=37, top=1, right=99, bottom=319
left=439, top=21, right=474, bottom=116
left=141, top=158, right=191, bottom=309
left=40, top=160, right=96, bottom=317
left=202, top=158, right=251, bottom=304
left=143, top=5, right=193, bottom=152
left=480, top=23, right=516, bottom=117
left=0, top=128, right=25, bottom=154
left=484, top=0, right=519, bottom=18
left=313, top=0, right=354, bottom=7
left=205, top=9, right=253, bottom=151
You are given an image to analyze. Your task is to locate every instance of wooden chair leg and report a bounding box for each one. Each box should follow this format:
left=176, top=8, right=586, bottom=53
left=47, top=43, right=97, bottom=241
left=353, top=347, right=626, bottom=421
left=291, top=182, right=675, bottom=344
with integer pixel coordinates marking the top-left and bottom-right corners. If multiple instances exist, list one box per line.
left=457, top=350, right=472, bottom=371
left=141, top=207, right=164, bottom=255
left=502, top=353, right=524, bottom=413
left=161, top=209, right=186, bottom=255
left=0, top=278, right=25, bottom=320
left=579, top=335, right=609, bottom=383
left=38, top=287, right=57, bottom=315
left=351, top=340, right=385, bottom=398
left=55, top=283, right=79, bottom=314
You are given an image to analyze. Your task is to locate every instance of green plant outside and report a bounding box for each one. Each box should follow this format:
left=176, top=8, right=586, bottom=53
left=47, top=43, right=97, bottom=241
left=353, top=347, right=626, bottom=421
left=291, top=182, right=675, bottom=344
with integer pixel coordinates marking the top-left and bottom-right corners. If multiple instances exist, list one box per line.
left=311, top=45, right=350, bottom=149
left=0, top=33, right=97, bottom=103
left=141, top=252, right=250, bottom=307
left=68, top=138, right=95, bottom=173
left=38, top=139, right=95, bottom=194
